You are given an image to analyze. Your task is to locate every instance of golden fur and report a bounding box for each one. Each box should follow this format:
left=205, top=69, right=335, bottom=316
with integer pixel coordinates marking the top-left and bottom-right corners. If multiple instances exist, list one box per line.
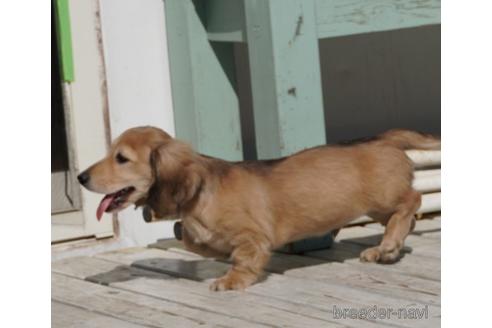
left=79, top=127, right=440, bottom=291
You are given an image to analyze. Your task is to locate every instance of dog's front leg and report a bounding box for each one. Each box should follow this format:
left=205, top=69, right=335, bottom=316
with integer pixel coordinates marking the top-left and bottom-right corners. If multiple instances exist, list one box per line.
left=182, top=226, right=229, bottom=259
left=210, top=234, right=271, bottom=291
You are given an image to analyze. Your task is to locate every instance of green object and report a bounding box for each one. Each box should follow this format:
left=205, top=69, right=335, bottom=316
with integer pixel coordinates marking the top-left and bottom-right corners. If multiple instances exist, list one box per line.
left=314, top=0, right=441, bottom=39
left=164, top=0, right=243, bottom=161
left=203, top=0, right=441, bottom=43
left=245, top=0, right=326, bottom=158
left=53, top=0, right=74, bottom=82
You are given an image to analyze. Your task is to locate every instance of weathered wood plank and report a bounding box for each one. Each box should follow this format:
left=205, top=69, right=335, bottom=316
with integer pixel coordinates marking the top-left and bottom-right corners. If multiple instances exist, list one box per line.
left=417, top=193, right=441, bottom=214
left=150, top=228, right=440, bottom=281
left=148, top=238, right=184, bottom=251
left=96, top=247, right=230, bottom=281
left=97, top=247, right=199, bottom=264
left=364, top=218, right=441, bottom=239
left=205, top=0, right=440, bottom=42
left=419, top=231, right=440, bottom=239
left=244, top=0, right=326, bottom=158
left=52, top=256, right=166, bottom=282
left=186, top=246, right=440, bottom=305
left=270, top=242, right=440, bottom=296
left=198, top=244, right=440, bottom=305
left=52, top=301, right=148, bottom=328
left=413, top=170, right=441, bottom=193
left=284, top=261, right=440, bottom=306
left=334, top=236, right=441, bottom=260
left=112, top=275, right=351, bottom=328
left=403, top=241, right=441, bottom=258
left=99, top=249, right=439, bottom=328
left=164, top=245, right=329, bottom=275
left=315, top=0, right=440, bottom=39
left=335, top=226, right=440, bottom=251
left=54, top=219, right=442, bottom=327
left=54, top=256, right=346, bottom=328
left=168, top=246, right=330, bottom=276
left=406, top=150, right=441, bottom=168
left=155, top=234, right=440, bottom=282
left=246, top=273, right=440, bottom=328
left=309, top=248, right=440, bottom=282
left=96, top=251, right=414, bottom=327
left=164, top=0, right=242, bottom=160
left=303, top=226, right=441, bottom=281
left=52, top=274, right=217, bottom=328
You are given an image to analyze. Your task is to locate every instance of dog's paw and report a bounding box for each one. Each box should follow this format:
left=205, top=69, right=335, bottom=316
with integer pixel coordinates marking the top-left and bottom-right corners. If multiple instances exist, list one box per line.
left=209, top=274, right=249, bottom=291
left=360, top=245, right=400, bottom=263
left=360, top=246, right=381, bottom=263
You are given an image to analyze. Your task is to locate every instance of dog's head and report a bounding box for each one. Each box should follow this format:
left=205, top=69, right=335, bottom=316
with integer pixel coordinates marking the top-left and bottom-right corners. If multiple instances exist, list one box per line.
left=77, top=126, right=205, bottom=221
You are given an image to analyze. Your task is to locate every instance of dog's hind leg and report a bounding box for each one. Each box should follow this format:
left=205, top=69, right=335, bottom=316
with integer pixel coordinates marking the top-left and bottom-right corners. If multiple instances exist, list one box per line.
left=360, top=190, right=421, bottom=263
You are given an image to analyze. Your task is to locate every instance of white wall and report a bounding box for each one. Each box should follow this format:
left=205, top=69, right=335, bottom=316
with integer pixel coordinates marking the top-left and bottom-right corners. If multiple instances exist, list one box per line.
left=99, top=0, right=176, bottom=245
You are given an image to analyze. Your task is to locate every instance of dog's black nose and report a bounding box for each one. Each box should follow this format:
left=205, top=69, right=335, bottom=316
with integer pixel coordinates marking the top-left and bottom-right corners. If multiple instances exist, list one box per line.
left=77, top=171, right=90, bottom=185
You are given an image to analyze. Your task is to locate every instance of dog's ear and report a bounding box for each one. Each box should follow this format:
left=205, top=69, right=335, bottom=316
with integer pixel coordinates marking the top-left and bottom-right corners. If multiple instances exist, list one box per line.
left=149, top=141, right=204, bottom=208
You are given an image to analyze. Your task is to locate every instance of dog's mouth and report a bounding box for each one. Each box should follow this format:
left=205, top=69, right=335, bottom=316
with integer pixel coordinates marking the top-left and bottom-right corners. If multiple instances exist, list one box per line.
left=96, top=186, right=135, bottom=221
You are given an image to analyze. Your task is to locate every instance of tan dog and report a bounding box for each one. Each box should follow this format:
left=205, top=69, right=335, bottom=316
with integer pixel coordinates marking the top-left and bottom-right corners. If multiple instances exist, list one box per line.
left=78, top=127, right=440, bottom=291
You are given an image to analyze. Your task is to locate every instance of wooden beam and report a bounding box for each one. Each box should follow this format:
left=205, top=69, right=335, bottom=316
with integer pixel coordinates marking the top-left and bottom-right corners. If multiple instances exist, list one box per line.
left=205, top=0, right=440, bottom=43
left=164, top=0, right=243, bottom=160
left=315, top=0, right=441, bottom=39
left=244, top=0, right=326, bottom=158
left=406, top=150, right=441, bottom=168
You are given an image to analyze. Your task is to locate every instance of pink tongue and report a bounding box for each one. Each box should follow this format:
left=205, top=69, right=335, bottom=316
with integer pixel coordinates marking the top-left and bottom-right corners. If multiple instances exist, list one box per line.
left=96, top=194, right=116, bottom=221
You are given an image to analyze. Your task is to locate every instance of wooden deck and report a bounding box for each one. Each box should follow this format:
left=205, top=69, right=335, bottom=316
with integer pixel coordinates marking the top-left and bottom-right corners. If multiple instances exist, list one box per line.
left=52, top=216, right=441, bottom=328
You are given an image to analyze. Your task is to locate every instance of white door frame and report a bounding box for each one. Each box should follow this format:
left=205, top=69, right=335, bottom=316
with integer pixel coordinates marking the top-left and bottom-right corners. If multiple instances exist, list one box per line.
left=98, top=0, right=177, bottom=246
left=53, top=0, right=178, bottom=247
left=52, top=0, right=114, bottom=242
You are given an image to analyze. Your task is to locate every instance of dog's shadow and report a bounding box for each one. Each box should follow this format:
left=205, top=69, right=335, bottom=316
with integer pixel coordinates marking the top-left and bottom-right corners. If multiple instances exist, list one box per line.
left=85, top=258, right=230, bottom=285
left=85, top=263, right=175, bottom=285
left=86, top=231, right=431, bottom=286
left=268, top=231, right=429, bottom=273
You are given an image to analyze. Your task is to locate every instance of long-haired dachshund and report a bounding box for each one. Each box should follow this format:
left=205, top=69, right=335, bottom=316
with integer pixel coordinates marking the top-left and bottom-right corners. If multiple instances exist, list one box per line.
left=78, top=127, right=440, bottom=291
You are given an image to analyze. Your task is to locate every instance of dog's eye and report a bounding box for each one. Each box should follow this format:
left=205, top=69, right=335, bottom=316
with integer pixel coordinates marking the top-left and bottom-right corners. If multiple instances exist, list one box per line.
left=116, top=153, right=129, bottom=164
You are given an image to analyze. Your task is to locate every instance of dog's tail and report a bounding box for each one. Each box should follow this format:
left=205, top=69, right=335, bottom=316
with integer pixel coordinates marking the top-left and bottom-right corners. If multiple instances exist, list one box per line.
left=378, top=129, right=440, bottom=150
